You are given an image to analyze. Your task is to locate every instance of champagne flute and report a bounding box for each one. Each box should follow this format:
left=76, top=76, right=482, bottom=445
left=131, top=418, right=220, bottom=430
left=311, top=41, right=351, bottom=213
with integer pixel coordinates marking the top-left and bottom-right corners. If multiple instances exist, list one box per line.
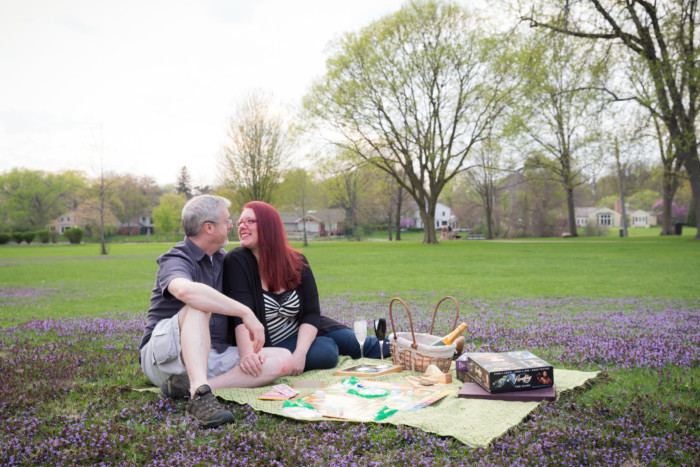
left=374, top=318, right=387, bottom=367
left=353, top=317, right=367, bottom=368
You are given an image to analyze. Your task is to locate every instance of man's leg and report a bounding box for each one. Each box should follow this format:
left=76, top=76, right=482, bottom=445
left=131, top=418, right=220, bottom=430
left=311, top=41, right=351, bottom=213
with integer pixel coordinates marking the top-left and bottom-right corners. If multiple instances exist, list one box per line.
left=208, top=347, right=294, bottom=389
left=178, top=305, right=212, bottom=398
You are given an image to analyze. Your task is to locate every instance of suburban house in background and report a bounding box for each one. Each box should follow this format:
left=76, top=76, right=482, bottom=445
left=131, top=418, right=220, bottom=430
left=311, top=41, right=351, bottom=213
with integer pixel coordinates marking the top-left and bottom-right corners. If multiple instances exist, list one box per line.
left=628, top=210, right=657, bottom=228
left=49, top=212, right=154, bottom=235
left=48, top=212, right=80, bottom=234
left=118, top=216, right=154, bottom=235
left=407, top=202, right=458, bottom=229
left=278, top=209, right=345, bottom=238
left=575, top=200, right=657, bottom=229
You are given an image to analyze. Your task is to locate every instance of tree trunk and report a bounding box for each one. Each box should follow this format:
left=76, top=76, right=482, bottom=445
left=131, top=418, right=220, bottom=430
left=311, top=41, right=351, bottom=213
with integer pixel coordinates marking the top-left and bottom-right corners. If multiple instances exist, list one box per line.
left=660, top=177, right=675, bottom=236
left=394, top=185, right=403, bottom=241
left=684, top=155, right=700, bottom=240
left=419, top=206, right=438, bottom=244
left=615, top=140, right=628, bottom=237
left=565, top=186, right=578, bottom=237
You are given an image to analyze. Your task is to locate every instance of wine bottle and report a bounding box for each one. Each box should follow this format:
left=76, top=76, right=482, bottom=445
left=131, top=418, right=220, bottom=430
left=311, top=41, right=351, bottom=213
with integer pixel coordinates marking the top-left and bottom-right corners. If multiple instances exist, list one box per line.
left=431, top=322, right=467, bottom=346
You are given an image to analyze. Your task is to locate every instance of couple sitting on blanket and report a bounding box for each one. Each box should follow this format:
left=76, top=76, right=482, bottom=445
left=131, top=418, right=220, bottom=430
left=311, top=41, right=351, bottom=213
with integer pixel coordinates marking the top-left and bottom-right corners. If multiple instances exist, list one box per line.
left=139, top=195, right=388, bottom=428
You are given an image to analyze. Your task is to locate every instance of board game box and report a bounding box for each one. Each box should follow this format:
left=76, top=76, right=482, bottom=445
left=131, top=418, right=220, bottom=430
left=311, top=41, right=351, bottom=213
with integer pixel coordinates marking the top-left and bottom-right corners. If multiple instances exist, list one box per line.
left=456, top=351, right=553, bottom=393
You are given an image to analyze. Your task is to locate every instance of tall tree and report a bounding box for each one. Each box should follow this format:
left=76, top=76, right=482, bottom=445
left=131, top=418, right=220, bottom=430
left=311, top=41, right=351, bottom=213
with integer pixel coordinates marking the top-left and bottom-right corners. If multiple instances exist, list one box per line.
left=175, top=166, right=193, bottom=200
left=523, top=0, right=700, bottom=240
left=304, top=0, right=512, bottom=243
left=321, top=153, right=372, bottom=239
left=465, top=141, right=506, bottom=239
left=509, top=26, right=606, bottom=237
left=276, top=168, right=316, bottom=246
left=220, top=92, right=290, bottom=206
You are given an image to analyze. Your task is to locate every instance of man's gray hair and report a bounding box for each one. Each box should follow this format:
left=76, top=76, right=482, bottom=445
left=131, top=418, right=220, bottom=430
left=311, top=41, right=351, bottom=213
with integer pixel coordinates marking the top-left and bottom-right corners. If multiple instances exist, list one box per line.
left=181, top=195, right=231, bottom=237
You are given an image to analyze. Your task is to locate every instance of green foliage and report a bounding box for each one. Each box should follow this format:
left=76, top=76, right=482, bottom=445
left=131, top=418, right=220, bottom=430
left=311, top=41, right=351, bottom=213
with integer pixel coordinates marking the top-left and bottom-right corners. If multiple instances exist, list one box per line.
left=64, top=227, right=84, bottom=244
left=582, top=223, right=608, bottom=237
left=22, top=232, right=35, bottom=244
left=0, top=233, right=9, bottom=244
left=11, top=232, right=24, bottom=243
left=0, top=168, right=87, bottom=231
left=36, top=230, right=50, bottom=243
left=152, top=193, right=186, bottom=241
left=626, top=189, right=659, bottom=211
left=50, top=230, right=59, bottom=243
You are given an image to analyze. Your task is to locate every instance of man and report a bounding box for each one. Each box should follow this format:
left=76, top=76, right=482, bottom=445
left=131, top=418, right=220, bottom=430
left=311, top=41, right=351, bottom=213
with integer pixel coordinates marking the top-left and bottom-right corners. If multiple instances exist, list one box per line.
left=140, top=195, right=293, bottom=428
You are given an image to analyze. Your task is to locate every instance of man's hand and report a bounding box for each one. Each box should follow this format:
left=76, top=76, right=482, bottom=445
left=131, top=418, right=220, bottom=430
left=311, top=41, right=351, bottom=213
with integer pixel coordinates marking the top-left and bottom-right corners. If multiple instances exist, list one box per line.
left=241, top=311, right=265, bottom=353
left=238, top=352, right=265, bottom=377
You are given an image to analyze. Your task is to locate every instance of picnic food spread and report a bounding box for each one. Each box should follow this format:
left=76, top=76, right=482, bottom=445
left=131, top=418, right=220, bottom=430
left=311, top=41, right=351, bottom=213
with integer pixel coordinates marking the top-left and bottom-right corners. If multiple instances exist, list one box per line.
left=257, top=297, right=557, bottom=422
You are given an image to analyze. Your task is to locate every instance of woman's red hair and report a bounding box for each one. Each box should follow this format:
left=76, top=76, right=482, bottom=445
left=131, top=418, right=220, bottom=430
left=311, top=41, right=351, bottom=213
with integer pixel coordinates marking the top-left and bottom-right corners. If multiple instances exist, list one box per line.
left=245, top=201, right=304, bottom=292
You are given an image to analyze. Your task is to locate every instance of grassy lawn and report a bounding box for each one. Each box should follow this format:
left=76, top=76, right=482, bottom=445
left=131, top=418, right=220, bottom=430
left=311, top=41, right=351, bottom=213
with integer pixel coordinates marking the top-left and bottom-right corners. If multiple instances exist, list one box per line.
left=0, top=237, right=698, bottom=464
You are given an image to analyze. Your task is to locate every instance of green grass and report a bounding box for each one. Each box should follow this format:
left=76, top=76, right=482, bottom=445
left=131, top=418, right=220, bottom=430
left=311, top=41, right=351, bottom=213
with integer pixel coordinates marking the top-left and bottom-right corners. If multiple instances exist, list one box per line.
left=1, top=236, right=698, bottom=464
left=2, top=236, right=698, bottom=327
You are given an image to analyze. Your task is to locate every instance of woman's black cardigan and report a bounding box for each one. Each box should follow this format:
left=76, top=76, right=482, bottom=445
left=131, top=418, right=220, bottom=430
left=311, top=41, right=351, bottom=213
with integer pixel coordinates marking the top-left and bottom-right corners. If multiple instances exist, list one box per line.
left=222, top=246, right=345, bottom=347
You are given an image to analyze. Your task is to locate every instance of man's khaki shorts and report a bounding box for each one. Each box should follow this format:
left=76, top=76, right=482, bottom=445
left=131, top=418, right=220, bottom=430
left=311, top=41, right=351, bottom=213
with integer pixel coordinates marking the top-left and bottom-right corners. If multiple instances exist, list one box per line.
left=140, top=312, right=240, bottom=387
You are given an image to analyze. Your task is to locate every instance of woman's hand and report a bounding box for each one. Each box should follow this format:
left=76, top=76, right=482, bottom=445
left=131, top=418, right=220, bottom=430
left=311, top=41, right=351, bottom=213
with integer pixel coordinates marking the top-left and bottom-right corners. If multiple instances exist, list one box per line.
left=238, top=352, right=266, bottom=377
left=290, top=351, right=306, bottom=376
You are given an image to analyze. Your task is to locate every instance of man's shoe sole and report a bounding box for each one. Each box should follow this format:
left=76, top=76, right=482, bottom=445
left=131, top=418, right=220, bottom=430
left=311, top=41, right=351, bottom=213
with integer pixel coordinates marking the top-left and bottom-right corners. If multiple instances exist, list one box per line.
left=196, top=410, right=235, bottom=429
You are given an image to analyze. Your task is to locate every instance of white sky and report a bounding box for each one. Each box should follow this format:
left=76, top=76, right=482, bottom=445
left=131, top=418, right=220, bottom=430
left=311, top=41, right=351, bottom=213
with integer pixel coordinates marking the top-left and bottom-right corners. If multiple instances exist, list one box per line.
left=0, top=0, right=415, bottom=187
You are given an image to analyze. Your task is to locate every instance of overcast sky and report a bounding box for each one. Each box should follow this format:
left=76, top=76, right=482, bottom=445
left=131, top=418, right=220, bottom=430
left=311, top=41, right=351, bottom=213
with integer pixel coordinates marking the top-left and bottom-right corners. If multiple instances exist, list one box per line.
left=0, top=0, right=419, bottom=187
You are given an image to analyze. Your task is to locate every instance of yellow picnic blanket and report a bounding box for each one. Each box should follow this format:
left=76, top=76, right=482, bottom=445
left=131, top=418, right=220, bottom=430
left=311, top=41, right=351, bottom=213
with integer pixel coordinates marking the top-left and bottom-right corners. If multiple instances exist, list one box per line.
left=213, top=356, right=604, bottom=447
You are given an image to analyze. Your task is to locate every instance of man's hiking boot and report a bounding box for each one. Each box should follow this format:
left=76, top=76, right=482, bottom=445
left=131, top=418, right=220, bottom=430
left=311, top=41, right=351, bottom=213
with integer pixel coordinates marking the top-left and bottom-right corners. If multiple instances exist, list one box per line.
left=187, top=384, right=235, bottom=429
left=159, top=373, right=190, bottom=400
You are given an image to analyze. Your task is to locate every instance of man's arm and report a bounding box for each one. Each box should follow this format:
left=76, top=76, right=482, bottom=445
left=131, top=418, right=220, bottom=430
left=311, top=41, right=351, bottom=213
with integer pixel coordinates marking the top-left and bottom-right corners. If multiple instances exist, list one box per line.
left=168, top=277, right=264, bottom=352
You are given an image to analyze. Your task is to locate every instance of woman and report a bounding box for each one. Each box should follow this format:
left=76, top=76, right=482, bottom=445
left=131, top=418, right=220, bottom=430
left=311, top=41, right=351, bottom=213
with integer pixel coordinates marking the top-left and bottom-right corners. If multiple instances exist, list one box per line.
left=222, top=201, right=388, bottom=375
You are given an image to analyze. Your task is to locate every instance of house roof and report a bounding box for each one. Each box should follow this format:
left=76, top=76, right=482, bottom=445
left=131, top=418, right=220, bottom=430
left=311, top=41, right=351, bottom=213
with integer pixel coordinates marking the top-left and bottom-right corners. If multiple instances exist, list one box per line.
left=574, top=207, right=598, bottom=217
left=279, top=208, right=345, bottom=224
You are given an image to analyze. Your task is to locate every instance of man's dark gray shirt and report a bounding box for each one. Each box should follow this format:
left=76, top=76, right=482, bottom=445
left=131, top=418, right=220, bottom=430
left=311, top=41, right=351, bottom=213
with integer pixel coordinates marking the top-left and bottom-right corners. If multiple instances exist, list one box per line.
left=139, top=237, right=229, bottom=353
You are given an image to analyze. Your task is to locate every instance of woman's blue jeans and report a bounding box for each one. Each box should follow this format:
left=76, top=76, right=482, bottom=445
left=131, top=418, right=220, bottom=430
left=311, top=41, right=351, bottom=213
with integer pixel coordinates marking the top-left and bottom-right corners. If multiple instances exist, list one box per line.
left=275, top=328, right=391, bottom=371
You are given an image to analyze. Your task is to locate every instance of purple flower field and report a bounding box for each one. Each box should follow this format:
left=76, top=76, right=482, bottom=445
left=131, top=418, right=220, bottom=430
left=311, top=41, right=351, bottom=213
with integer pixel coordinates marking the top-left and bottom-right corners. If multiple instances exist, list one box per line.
left=1, top=296, right=698, bottom=465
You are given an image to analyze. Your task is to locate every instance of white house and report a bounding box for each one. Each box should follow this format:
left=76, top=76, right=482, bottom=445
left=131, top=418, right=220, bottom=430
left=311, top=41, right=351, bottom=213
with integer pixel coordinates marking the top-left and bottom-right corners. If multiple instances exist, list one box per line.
left=410, top=202, right=458, bottom=229
left=574, top=207, right=623, bottom=228
left=628, top=210, right=657, bottom=228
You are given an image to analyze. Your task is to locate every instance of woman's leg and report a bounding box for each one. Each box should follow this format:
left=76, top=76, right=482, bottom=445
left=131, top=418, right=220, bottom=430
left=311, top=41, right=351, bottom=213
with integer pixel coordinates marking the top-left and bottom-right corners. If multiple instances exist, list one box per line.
left=274, top=334, right=339, bottom=371
left=323, top=328, right=391, bottom=359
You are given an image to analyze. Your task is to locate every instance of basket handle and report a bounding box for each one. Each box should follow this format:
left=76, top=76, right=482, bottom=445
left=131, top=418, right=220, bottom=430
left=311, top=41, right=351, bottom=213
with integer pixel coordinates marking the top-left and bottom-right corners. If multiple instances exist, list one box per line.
left=389, top=297, right=418, bottom=350
left=428, top=296, right=460, bottom=336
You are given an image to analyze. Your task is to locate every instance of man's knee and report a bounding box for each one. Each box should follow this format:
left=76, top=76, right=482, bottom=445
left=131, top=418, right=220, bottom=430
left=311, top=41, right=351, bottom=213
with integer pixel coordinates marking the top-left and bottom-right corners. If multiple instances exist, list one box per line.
left=178, top=305, right=210, bottom=322
left=264, top=348, right=295, bottom=377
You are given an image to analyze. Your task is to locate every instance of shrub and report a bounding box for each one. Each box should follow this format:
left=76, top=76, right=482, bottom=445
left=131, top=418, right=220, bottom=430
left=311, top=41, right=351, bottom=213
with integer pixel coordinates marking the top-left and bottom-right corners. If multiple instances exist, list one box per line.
left=37, top=230, right=50, bottom=243
left=582, top=223, right=607, bottom=237
left=12, top=232, right=24, bottom=244
left=23, top=232, right=36, bottom=244
left=50, top=230, right=59, bottom=243
left=64, top=227, right=84, bottom=244
left=0, top=233, right=10, bottom=244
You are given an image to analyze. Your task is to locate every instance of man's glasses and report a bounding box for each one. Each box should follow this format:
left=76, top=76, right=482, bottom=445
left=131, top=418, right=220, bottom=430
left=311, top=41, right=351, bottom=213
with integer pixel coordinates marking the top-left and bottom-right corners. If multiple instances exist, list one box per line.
left=235, top=218, right=257, bottom=228
left=205, top=219, right=233, bottom=227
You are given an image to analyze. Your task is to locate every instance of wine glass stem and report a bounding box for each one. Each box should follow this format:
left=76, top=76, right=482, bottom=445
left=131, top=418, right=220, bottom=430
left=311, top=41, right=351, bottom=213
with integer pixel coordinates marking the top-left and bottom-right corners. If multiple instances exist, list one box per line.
left=379, top=341, right=384, bottom=364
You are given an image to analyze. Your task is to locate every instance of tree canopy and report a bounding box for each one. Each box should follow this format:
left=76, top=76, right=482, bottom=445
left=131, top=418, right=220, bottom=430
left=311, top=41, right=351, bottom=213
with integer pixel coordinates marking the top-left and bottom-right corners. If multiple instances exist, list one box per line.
left=304, top=0, right=513, bottom=243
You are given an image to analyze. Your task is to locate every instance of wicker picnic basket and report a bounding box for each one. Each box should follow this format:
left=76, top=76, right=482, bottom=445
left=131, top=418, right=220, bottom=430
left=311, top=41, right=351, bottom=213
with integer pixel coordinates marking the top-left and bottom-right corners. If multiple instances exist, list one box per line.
left=388, top=296, right=459, bottom=373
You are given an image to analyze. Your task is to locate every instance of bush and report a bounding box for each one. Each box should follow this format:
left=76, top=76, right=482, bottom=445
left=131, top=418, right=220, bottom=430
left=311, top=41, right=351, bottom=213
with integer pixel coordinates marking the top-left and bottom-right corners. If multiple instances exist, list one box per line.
left=37, top=230, right=50, bottom=243
left=0, top=233, right=10, bottom=244
left=50, top=230, right=59, bottom=243
left=12, top=232, right=24, bottom=244
left=23, top=232, right=36, bottom=244
left=582, top=223, right=607, bottom=237
left=64, top=227, right=84, bottom=244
